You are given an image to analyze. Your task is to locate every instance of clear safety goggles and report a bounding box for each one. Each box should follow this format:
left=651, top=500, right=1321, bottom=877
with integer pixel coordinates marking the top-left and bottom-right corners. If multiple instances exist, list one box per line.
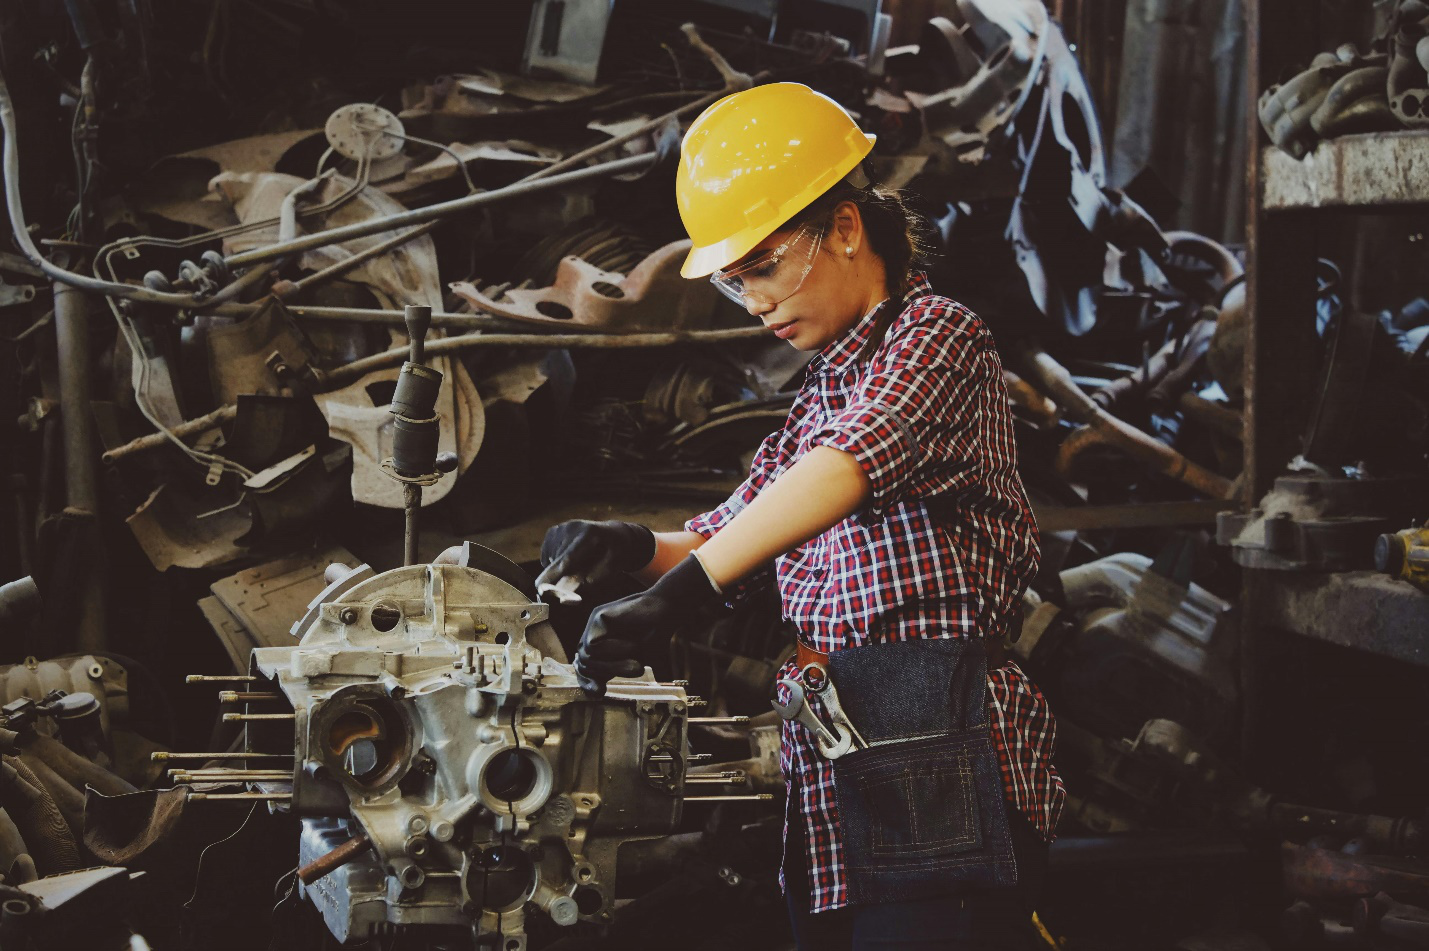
left=710, top=222, right=824, bottom=307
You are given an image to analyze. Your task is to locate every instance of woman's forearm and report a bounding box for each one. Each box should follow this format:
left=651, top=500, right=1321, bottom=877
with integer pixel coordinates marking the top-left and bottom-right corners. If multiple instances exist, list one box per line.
left=695, top=446, right=871, bottom=588
left=633, top=530, right=708, bottom=584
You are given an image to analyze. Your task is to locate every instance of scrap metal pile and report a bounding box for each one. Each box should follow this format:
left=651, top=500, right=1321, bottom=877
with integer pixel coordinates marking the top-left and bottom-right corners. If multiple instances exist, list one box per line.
left=0, top=1, right=1425, bottom=949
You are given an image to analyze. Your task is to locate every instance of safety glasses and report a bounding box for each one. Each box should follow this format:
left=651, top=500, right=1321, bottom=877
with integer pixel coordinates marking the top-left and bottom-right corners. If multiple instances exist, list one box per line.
left=710, top=222, right=824, bottom=307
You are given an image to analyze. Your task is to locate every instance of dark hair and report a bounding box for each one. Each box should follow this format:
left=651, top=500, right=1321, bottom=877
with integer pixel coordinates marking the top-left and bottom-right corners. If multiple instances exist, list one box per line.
left=783, top=170, right=934, bottom=301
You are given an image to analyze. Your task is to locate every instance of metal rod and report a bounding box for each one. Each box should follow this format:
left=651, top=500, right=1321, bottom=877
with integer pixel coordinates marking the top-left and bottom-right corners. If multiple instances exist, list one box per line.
left=688, top=717, right=750, bottom=724
left=186, top=675, right=258, bottom=683
left=211, top=302, right=512, bottom=328
left=186, top=792, right=292, bottom=801
left=649, top=753, right=711, bottom=762
left=152, top=751, right=292, bottom=761
left=685, top=775, right=747, bottom=784
left=218, top=691, right=280, bottom=703
left=277, top=225, right=434, bottom=299
left=172, top=773, right=292, bottom=782
left=102, top=404, right=238, bottom=465
left=403, top=482, right=421, bottom=567
left=55, top=280, right=105, bottom=654
left=683, top=794, right=774, bottom=802
left=222, top=713, right=295, bottom=722
left=224, top=153, right=657, bottom=268
left=298, top=834, right=373, bottom=885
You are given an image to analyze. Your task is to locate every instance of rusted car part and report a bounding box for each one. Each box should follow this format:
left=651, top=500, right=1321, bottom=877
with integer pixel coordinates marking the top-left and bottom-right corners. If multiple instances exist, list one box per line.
left=1207, top=280, right=1248, bottom=401
left=1283, top=841, right=1429, bottom=905
left=450, top=241, right=725, bottom=333
left=1389, top=0, right=1429, bottom=128
left=900, top=1, right=1047, bottom=166
left=1355, top=892, right=1429, bottom=944
left=1258, top=46, right=1394, bottom=158
left=207, top=173, right=485, bottom=509
left=1018, top=546, right=1236, bottom=741
left=1019, top=345, right=1235, bottom=498
left=1217, top=471, right=1429, bottom=571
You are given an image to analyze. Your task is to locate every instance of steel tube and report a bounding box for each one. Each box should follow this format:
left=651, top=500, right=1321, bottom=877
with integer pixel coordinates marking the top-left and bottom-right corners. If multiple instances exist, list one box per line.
left=224, top=153, right=657, bottom=268
left=54, top=284, right=97, bottom=514
left=101, top=403, right=238, bottom=465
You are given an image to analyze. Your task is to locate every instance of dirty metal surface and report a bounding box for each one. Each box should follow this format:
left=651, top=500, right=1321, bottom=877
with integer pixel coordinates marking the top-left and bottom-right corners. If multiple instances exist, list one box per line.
left=1261, top=131, right=1429, bottom=210
left=1252, top=569, right=1429, bottom=667
left=199, top=542, right=359, bottom=670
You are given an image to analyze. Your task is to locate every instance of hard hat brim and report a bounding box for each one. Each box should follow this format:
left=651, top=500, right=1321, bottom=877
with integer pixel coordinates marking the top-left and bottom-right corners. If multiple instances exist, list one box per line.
left=679, top=132, right=877, bottom=280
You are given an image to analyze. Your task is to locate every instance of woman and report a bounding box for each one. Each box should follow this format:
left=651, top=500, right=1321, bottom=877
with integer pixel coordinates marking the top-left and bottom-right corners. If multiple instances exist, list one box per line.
left=538, top=83, right=1064, bottom=950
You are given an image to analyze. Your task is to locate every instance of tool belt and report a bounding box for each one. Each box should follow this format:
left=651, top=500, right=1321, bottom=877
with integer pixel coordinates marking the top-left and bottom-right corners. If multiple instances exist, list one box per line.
left=787, top=638, right=1018, bottom=905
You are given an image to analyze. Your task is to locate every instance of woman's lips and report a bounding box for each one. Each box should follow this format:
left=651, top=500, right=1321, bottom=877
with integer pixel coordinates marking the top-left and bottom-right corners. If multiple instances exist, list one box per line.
left=768, top=320, right=797, bottom=340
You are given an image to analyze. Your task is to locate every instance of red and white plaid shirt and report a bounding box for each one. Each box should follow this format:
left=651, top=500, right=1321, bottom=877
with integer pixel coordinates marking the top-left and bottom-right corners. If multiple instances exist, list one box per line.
left=686, top=273, right=1065, bottom=914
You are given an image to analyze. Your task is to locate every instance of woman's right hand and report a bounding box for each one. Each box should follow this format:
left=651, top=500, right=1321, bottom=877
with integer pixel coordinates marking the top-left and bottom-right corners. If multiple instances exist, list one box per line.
left=534, top=520, right=656, bottom=601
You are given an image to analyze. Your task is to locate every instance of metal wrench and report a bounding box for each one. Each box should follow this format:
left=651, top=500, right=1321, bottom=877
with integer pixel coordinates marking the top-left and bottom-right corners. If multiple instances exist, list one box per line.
left=773, top=679, right=852, bottom=760
left=811, top=677, right=867, bottom=751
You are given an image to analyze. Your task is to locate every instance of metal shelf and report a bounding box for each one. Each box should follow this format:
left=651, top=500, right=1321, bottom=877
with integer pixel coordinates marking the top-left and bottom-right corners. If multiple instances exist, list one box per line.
left=1262, top=131, right=1429, bottom=211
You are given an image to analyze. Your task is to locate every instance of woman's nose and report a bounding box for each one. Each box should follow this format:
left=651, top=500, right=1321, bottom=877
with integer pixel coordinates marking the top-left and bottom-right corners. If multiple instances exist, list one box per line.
left=744, top=296, right=774, bottom=318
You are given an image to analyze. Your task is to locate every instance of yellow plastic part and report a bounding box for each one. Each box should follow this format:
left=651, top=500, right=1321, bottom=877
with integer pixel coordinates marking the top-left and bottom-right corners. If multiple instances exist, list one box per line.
left=676, top=82, right=876, bottom=279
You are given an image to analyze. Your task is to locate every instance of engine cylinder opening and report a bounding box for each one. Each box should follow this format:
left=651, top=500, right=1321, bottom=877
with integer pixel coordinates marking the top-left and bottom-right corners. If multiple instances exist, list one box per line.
left=469, top=846, right=536, bottom=911
left=485, top=749, right=538, bottom=802
left=370, top=601, right=402, bottom=632
left=573, top=885, right=603, bottom=916
left=316, top=695, right=411, bottom=791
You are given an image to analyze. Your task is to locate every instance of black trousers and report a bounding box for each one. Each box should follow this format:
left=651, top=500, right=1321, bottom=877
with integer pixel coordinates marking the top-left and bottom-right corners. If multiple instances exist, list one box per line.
left=783, top=799, right=1048, bottom=951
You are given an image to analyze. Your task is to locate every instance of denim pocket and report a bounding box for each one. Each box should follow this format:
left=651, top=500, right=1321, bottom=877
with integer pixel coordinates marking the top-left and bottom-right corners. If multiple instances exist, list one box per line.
left=862, top=748, right=981, bottom=858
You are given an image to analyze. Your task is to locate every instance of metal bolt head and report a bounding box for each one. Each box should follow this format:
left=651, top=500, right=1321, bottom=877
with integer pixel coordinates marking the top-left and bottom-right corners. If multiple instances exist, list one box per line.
left=431, top=819, right=455, bottom=842
left=339, top=607, right=359, bottom=625
left=637, top=701, right=654, bottom=714
left=408, top=815, right=429, bottom=835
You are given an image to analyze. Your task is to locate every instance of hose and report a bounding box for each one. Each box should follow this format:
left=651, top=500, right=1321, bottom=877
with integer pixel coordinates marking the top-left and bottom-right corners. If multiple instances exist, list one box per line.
left=16, top=752, right=84, bottom=836
left=25, top=734, right=135, bottom=797
left=0, top=759, right=80, bottom=874
left=0, top=808, right=27, bottom=873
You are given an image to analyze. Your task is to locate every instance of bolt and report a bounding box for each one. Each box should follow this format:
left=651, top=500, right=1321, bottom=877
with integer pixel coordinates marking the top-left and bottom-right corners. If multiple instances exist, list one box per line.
left=672, top=702, right=685, bottom=714
left=339, top=607, right=358, bottom=625
left=638, top=701, right=654, bottom=715
left=408, top=815, right=429, bottom=835
left=431, top=820, right=455, bottom=842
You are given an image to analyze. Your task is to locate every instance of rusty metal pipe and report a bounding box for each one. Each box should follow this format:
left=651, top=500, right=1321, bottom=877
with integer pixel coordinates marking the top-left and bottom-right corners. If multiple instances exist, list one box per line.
left=1022, top=346, right=1234, bottom=499
left=54, top=283, right=97, bottom=514
left=297, top=833, right=373, bottom=885
left=101, top=403, right=238, bottom=465
left=224, top=152, right=657, bottom=269
left=1165, top=231, right=1244, bottom=286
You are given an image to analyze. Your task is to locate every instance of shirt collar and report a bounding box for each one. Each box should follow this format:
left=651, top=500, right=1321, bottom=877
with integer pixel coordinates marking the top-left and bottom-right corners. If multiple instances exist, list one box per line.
left=810, top=271, right=934, bottom=375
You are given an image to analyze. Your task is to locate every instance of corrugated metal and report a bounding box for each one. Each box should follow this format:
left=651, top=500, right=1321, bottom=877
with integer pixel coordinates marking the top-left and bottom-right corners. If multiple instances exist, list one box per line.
left=1108, top=0, right=1248, bottom=244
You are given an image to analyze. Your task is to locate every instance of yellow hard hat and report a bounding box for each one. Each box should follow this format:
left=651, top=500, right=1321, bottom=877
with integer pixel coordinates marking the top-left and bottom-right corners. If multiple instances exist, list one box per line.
left=677, top=83, right=876, bottom=279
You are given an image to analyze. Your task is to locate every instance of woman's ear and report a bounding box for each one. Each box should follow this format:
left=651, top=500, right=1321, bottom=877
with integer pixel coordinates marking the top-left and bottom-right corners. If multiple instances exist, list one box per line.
left=831, top=201, right=863, bottom=257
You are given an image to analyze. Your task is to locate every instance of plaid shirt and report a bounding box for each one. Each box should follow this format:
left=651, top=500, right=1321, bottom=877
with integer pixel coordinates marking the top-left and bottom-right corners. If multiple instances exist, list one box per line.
left=686, top=273, right=1065, bottom=914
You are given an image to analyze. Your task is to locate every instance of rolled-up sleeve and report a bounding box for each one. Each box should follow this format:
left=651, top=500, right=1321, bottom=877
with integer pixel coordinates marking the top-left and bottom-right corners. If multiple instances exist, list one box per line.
left=685, top=427, right=783, bottom=538
left=809, top=326, right=986, bottom=513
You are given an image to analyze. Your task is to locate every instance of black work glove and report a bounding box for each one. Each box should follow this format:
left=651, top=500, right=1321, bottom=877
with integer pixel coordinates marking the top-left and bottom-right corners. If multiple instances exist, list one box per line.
left=574, top=554, right=723, bottom=695
left=535, top=520, right=657, bottom=599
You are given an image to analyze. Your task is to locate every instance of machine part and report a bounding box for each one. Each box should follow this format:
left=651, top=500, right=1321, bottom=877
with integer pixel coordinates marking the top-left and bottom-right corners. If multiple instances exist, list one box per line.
left=0, top=578, right=40, bottom=636
left=1020, top=345, right=1234, bottom=499
left=1311, top=65, right=1397, bottom=139
left=1375, top=524, right=1429, bottom=591
left=903, top=2, right=1048, bottom=167
left=324, top=103, right=405, bottom=163
left=1390, top=2, right=1429, bottom=128
left=1031, top=550, right=1236, bottom=740
left=223, top=153, right=656, bottom=270
left=1217, top=473, right=1429, bottom=571
left=100, top=404, right=237, bottom=465
left=451, top=240, right=726, bottom=334
left=523, top=0, right=614, bottom=84
left=0, top=657, right=129, bottom=747
left=254, top=561, right=692, bottom=946
left=1258, top=47, right=1372, bottom=159
left=1283, top=840, right=1429, bottom=905
left=198, top=544, right=361, bottom=672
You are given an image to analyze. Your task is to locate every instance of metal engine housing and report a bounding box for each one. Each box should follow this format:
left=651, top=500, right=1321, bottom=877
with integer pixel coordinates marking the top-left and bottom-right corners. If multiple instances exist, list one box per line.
left=251, top=559, right=691, bottom=946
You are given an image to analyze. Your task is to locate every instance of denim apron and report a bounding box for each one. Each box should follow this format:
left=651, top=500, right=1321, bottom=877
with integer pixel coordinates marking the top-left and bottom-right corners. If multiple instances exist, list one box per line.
left=827, top=637, right=1017, bottom=905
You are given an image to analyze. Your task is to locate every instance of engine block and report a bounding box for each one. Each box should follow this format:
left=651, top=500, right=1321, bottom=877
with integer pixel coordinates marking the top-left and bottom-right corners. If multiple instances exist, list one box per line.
left=249, top=555, right=692, bottom=947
